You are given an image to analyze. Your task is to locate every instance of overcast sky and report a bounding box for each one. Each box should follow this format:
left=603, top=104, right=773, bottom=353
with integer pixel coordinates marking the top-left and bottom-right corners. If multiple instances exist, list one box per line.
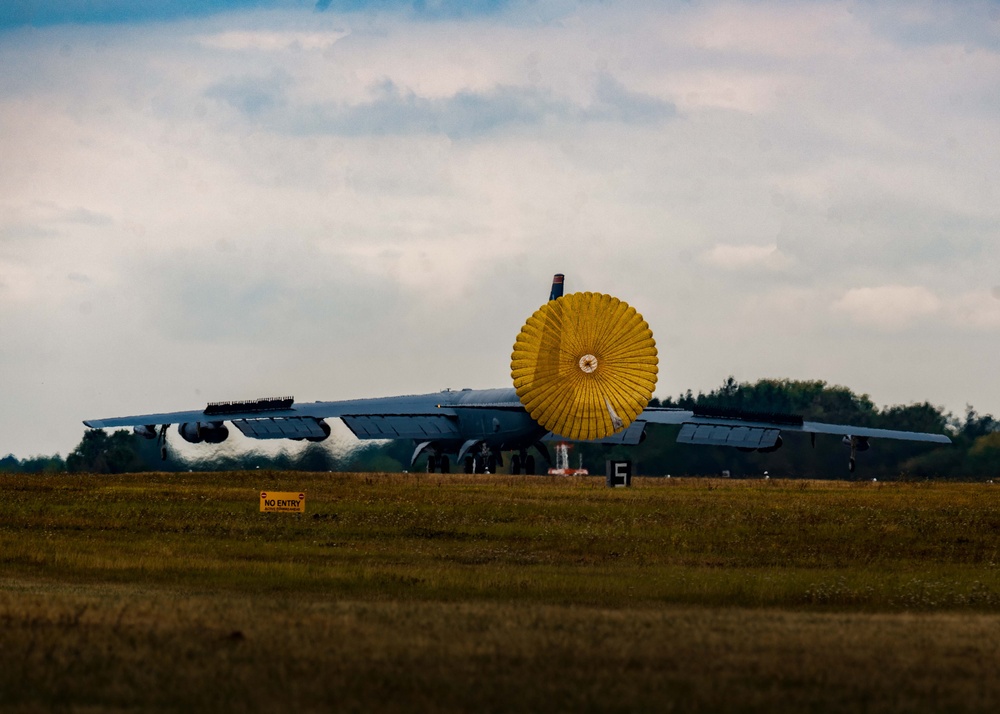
left=2, top=0, right=999, bottom=458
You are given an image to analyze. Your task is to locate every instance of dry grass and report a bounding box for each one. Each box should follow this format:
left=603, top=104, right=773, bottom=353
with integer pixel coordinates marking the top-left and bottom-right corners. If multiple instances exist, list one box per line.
left=2, top=472, right=1000, bottom=712
left=2, top=584, right=1000, bottom=713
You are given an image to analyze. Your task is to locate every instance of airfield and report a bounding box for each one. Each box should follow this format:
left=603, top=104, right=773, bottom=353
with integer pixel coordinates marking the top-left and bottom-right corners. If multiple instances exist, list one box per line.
left=3, top=471, right=1000, bottom=713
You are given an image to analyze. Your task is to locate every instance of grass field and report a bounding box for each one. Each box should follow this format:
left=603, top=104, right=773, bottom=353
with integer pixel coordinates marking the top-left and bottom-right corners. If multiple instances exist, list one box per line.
left=2, top=472, right=1000, bottom=712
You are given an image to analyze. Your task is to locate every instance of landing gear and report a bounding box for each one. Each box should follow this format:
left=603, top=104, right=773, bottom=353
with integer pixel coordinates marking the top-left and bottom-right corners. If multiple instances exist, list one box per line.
left=472, top=453, right=497, bottom=474
left=462, top=444, right=500, bottom=474
left=458, top=442, right=511, bottom=474
left=426, top=454, right=451, bottom=473
left=158, top=425, right=169, bottom=461
left=509, top=451, right=537, bottom=475
left=843, top=436, right=869, bottom=475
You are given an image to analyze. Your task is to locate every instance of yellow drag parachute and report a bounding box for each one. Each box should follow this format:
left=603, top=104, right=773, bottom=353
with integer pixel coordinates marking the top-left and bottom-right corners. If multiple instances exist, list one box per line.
left=510, top=292, right=658, bottom=441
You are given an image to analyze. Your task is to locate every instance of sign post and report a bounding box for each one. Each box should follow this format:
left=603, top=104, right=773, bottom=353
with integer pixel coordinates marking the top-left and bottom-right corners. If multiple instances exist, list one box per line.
left=259, top=491, right=306, bottom=513
left=605, top=460, right=632, bottom=488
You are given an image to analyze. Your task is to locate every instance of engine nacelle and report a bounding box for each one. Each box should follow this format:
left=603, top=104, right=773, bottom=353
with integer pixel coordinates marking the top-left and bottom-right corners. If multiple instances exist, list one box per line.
left=178, top=422, right=201, bottom=444
left=133, top=424, right=158, bottom=440
left=842, top=435, right=871, bottom=452
left=202, top=422, right=229, bottom=444
left=178, top=421, right=230, bottom=445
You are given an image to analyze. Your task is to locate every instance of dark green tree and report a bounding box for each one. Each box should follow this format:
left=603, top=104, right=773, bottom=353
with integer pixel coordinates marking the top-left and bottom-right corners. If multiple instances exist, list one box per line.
left=965, top=432, right=1000, bottom=478
left=66, top=429, right=148, bottom=474
left=0, top=453, right=66, bottom=474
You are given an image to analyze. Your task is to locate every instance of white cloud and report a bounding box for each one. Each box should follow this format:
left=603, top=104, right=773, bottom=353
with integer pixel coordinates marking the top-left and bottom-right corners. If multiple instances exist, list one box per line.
left=0, top=260, right=36, bottom=301
left=681, top=2, right=865, bottom=61
left=832, top=286, right=1000, bottom=332
left=197, top=30, right=350, bottom=52
left=831, top=285, right=942, bottom=330
left=700, top=243, right=794, bottom=272
left=946, top=291, right=1000, bottom=330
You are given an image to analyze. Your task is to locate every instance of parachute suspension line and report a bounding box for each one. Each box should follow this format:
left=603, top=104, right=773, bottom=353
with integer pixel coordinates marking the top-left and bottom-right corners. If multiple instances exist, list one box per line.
left=605, top=398, right=624, bottom=432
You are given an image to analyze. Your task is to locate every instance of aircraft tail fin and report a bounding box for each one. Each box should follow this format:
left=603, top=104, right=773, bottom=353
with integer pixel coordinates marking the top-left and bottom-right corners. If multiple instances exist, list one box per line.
left=549, top=273, right=565, bottom=301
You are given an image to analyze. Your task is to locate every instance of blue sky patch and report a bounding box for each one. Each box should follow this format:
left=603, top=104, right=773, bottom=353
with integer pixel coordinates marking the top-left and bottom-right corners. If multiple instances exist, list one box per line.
left=0, top=0, right=510, bottom=28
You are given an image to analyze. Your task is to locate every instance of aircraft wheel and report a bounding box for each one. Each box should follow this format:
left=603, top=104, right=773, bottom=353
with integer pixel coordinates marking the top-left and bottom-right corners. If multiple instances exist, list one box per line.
left=849, top=457, right=856, bottom=474
left=524, top=455, right=536, bottom=475
left=464, top=456, right=474, bottom=474
left=427, top=455, right=437, bottom=473
left=487, top=454, right=497, bottom=474
left=511, top=454, right=521, bottom=474
left=439, top=455, right=450, bottom=474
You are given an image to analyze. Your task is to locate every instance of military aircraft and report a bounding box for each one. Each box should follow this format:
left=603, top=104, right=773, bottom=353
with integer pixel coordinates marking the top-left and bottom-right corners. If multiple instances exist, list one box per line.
left=83, top=274, right=951, bottom=473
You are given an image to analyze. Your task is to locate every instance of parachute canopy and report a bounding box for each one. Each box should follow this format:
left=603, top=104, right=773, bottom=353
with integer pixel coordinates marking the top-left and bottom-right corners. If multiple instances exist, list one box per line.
left=511, top=292, right=658, bottom=441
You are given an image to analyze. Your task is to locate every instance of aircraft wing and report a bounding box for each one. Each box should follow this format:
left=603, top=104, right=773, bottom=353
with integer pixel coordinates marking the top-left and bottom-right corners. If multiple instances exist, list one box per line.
left=83, top=394, right=465, bottom=442
left=638, top=407, right=952, bottom=448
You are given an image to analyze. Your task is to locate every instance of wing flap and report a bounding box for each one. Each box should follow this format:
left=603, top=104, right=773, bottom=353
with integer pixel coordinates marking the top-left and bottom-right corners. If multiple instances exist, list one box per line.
left=342, top=415, right=462, bottom=440
left=232, top=417, right=328, bottom=440
left=677, top=423, right=781, bottom=449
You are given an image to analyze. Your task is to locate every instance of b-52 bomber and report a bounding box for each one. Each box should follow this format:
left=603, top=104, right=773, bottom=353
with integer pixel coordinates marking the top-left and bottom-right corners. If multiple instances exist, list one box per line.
left=84, top=274, right=950, bottom=474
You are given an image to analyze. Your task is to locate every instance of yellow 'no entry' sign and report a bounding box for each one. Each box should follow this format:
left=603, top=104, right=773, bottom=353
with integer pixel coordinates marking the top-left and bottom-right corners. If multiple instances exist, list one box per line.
left=260, top=491, right=305, bottom=513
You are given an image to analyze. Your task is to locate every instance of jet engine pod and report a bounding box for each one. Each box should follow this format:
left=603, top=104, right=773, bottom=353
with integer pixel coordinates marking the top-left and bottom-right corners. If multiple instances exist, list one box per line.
left=201, top=422, right=229, bottom=444
left=842, top=435, right=871, bottom=452
left=178, top=422, right=202, bottom=444
left=178, top=421, right=229, bottom=444
left=510, top=291, right=658, bottom=441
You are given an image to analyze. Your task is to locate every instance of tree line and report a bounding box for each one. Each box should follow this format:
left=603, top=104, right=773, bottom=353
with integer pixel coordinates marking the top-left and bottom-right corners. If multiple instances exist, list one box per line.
left=2, top=378, right=998, bottom=479
left=577, top=377, right=1000, bottom=479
